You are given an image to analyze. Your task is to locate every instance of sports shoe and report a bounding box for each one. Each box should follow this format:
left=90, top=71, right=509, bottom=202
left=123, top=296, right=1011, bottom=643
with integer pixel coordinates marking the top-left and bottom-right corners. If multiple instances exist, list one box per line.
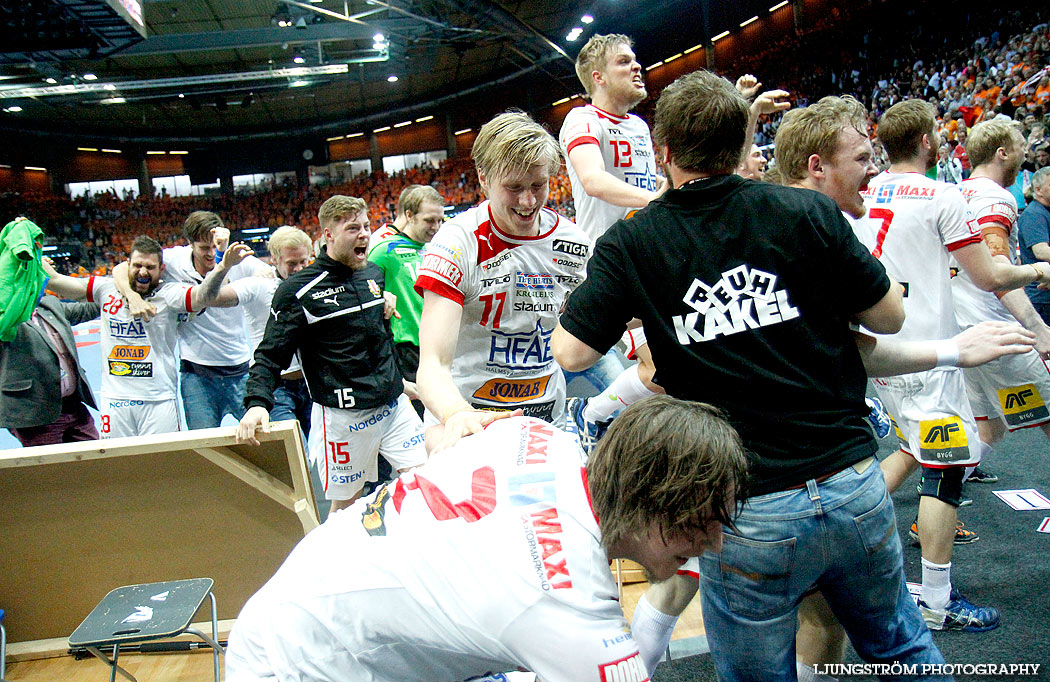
left=909, top=519, right=978, bottom=545
left=967, top=467, right=998, bottom=484
left=567, top=397, right=612, bottom=453
left=915, top=484, right=972, bottom=506
left=918, top=588, right=1000, bottom=632
left=865, top=396, right=891, bottom=438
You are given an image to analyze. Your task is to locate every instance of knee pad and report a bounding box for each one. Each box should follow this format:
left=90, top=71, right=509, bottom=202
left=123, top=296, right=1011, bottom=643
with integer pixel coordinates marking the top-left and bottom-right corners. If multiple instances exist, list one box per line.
left=918, top=466, right=966, bottom=507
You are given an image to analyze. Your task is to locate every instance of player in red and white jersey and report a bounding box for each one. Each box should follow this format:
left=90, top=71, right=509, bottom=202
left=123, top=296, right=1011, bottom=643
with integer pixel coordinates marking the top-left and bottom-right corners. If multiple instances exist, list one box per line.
left=226, top=395, right=747, bottom=682
left=42, top=236, right=248, bottom=438
left=856, top=101, right=1050, bottom=634
left=953, top=120, right=1050, bottom=468
left=416, top=111, right=589, bottom=447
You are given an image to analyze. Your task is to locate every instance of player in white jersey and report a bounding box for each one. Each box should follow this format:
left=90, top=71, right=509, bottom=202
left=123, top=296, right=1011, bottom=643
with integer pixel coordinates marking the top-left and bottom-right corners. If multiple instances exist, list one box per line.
left=954, top=120, right=1050, bottom=470
left=416, top=111, right=588, bottom=449
left=113, top=212, right=270, bottom=430
left=226, top=395, right=748, bottom=682
left=857, top=100, right=1050, bottom=633
left=42, top=235, right=249, bottom=438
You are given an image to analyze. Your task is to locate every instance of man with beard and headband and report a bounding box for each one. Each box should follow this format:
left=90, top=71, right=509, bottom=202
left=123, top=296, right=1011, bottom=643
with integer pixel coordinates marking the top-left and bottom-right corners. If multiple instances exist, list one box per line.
left=238, top=196, right=426, bottom=513
left=857, top=99, right=1050, bottom=634
left=415, top=111, right=590, bottom=448
left=953, top=119, right=1050, bottom=478
left=41, top=235, right=251, bottom=438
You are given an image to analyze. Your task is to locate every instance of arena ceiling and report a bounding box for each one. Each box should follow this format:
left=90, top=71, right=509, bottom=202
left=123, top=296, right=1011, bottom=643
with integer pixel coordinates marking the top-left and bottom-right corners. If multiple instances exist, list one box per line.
left=0, top=0, right=780, bottom=142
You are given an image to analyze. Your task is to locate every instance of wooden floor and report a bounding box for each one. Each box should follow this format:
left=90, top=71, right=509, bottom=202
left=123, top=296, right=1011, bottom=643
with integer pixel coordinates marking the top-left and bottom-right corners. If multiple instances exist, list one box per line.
left=4, top=581, right=705, bottom=682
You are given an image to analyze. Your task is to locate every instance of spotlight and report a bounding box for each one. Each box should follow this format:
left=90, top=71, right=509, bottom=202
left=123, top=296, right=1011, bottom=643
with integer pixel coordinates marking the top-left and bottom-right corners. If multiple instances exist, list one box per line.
left=82, top=73, right=97, bottom=81
left=293, top=50, right=305, bottom=64
left=387, top=75, right=398, bottom=82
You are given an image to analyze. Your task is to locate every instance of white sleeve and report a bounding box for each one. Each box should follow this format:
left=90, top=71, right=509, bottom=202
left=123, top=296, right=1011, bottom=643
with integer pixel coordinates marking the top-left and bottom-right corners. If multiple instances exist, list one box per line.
left=502, top=600, right=648, bottom=682
left=156, top=282, right=194, bottom=313
left=937, top=186, right=982, bottom=249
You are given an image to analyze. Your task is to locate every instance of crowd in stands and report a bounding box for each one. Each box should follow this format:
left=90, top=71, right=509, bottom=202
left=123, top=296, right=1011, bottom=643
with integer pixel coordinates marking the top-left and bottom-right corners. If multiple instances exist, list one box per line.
left=3, top=1, right=1049, bottom=271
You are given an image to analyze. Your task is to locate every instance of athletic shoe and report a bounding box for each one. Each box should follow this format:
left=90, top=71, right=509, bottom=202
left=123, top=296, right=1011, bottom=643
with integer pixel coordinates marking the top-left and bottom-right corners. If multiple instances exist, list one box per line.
left=967, top=467, right=998, bottom=484
left=909, top=519, right=978, bottom=545
left=918, top=588, right=1000, bottom=632
left=566, top=397, right=612, bottom=453
left=865, top=396, right=892, bottom=438
left=915, top=484, right=972, bottom=506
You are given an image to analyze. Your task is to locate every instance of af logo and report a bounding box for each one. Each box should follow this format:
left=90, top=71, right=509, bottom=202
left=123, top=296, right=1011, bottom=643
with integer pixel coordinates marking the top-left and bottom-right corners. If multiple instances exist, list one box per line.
left=918, top=416, right=970, bottom=463
left=367, top=279, right=381, bottom=298
left=997, top=383, right=1048, bottom=427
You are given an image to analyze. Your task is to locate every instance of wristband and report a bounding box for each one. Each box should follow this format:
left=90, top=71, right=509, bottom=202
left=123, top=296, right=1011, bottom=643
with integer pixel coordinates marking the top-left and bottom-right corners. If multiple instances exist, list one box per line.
left=934, top=339, right=960, bottom=368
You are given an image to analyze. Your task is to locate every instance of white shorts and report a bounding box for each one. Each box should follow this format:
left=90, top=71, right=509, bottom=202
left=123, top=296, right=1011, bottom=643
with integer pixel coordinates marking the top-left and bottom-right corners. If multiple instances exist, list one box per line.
left=308, top=395, right=426, bottom=501
left=100, top=395, right=181, bottom=439
left=871, top=368, right=981, bottom=468
left=618, top=327, right=647, bottom=360
left=963, top=350, right=1050, bottom=429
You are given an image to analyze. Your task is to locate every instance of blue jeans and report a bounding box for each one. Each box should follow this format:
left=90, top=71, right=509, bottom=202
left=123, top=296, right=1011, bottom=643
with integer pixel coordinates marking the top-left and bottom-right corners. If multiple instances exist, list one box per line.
left=180, top=368, right=248, bottom=430
left=563, top=348, right=624, bottom=396
left=700, top=459, right=949, bottom=682
left=270, top=378, right=312, bottom=439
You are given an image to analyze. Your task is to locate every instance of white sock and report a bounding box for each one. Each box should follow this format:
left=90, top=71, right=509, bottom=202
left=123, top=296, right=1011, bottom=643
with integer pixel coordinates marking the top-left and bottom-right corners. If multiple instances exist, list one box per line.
left=631, top=594, right=679, bottom=675
left=797, top=660, right=838, bottom=682
left=920, top=558, right=952, bottom=611
left=584, top=366, right=657, bottom=423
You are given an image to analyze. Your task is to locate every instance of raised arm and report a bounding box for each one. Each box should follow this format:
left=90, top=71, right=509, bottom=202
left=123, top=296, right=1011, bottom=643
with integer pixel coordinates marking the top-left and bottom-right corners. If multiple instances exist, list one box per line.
left=189, top=242, right=252, bottom=310
left=40, top=256, right=89, bottom=300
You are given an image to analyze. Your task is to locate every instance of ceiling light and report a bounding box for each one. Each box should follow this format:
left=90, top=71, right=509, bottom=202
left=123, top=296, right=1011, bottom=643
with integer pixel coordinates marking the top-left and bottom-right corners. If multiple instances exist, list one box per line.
left=45, top=77, right=57, bottom=84
left=769, top=1, right=789, bottom=10
left=664, top=53, right=682, bottom=63
left=103, top=84, right=116, bottom=91
left=581, top=14, right=594, bottom=23
left=25, top=166, right=46, bottom=172
left=82, top=73, right=97, bottom=81
left=740, top=15, right=758, bottom=27
left=711, top=30, right=730, bottom=42
left=146, top=151, right=166, bottom=155
left=454, top=128, right=471, bottom=136
left=566, top=31, right=580, bottom=42
left=77, top=147, right=98, bottom=152
left=346, top=132, right=364, bottom=138
left=169, top=150, right=188, bottom=154
left=100, top=97, right=127, bottom=104
left=373, top=33, right=385, bottom=43
left=374, top=125, right=391, bottom=132
left=4, top=106, right=22, bottom=112
left=101, top=148, right=121, bottom=153
left=290, top=80, right=309, bottom=87
left=326, top=135, right=345, bottom=141
left=684, top=44, right=703, bottom=54
left=178, top=93, right=185, bottom=98
left=415, top=115, right=433, bottom=123
left=293, top=52, right=305, bottom=64
left=552, top=97, right=570, bottom=106
left=645, top=62, right=663, bottom=71
left=394, top=120, right=411, bottom=128
left=387, top=75, right=398, bottom=82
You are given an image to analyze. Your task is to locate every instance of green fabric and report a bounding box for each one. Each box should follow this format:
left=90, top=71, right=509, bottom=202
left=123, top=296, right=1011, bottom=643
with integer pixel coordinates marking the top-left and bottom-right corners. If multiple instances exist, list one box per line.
left=0, top=218, right=46, bottom=342
left=367, top=231, right=425, bottom=346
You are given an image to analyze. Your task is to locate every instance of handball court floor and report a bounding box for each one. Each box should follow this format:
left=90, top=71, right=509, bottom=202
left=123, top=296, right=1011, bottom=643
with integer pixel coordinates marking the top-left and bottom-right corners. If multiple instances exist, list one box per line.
left=4, top=325, right=1050, bottom=680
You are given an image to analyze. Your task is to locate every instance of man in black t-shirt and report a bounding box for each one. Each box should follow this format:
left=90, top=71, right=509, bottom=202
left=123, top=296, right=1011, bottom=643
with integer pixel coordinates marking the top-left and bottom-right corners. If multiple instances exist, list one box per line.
left=553, top=71, right=948, bottom=681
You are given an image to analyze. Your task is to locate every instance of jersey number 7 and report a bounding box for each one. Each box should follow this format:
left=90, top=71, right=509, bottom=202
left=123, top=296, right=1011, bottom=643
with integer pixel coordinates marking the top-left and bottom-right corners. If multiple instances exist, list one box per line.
left=869, top=208, right=894, bottom=258
left=393, top=466, right=496, bottom=523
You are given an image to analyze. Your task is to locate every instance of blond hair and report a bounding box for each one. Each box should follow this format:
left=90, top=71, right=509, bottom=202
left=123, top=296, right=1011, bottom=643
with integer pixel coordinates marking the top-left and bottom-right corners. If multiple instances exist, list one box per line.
left=472, top=110, right=562, bottom=182
left=399, top=184, right=444, bottom=217
left=318, top=195, right=367, bottom=230
left=267, top=225, right=312, bottom=261
left=877, top=99, right=936, bottom=164
left=574, top=33, right=633, bottom=97
left=966, top=118, right=1022, bottom=168
left=775, top=96, right=869, bottom=183
left=587, top=395, right=749, bottom=550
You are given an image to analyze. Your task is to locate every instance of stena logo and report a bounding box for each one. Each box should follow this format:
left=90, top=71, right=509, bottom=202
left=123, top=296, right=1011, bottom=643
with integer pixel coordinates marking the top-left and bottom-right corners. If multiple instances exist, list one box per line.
left=598, top=653, right=649, bottom=682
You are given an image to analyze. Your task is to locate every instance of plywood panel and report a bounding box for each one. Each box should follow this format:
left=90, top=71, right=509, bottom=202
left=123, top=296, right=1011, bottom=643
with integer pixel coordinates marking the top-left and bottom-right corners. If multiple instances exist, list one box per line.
left=0, top=423, right=317, bottom=644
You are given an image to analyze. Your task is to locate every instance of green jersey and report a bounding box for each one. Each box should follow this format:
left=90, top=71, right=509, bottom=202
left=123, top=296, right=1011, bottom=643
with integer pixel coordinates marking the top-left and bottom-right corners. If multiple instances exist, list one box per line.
left=367, top=230, right=426, bottom=346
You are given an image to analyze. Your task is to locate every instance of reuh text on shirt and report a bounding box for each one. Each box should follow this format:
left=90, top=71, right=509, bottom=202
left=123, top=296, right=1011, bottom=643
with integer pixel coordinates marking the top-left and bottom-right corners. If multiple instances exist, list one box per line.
left=671, top=264, right=799, bottom=345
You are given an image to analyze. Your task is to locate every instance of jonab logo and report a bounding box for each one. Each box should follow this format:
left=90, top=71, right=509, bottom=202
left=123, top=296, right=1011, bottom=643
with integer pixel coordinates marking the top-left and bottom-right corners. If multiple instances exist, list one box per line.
left=671, top=263, right=799, bottom=345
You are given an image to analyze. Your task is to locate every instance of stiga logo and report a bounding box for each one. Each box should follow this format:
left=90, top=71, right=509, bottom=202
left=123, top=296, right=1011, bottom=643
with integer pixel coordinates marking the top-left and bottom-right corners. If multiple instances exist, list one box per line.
left=472, top=375, right=551, bottom=404
left=918, top=416, right=969, bottom=463
left=552, top=239, right=589, bottom=258
left=598, top=653, right=648, bottom=682
left=997, top=383, right=1049, bottom=427
left=108, top=361, right=152, bottom=377
left=109, top=345, right=149, bottom=360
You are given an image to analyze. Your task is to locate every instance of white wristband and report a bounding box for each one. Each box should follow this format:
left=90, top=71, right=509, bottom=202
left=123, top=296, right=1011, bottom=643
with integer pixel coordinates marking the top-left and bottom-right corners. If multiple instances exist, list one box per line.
left=934, top=340, right=960, bottom=368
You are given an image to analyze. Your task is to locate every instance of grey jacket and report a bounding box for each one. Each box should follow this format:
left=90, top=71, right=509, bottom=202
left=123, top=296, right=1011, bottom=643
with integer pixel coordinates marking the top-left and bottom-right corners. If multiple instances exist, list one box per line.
left=0, top=295, right=100, bottom=429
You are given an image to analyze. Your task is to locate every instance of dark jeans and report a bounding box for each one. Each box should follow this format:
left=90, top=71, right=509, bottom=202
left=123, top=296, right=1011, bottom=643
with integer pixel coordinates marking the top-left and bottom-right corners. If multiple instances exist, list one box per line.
left=9, top=399, right=98, bottom=446
left=271, top=377, right=312, bottom=438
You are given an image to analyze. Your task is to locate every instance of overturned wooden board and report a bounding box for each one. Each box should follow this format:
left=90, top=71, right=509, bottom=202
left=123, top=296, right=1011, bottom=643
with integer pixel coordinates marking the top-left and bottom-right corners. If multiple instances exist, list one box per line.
left=0, top=421, right=318, bottom=645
